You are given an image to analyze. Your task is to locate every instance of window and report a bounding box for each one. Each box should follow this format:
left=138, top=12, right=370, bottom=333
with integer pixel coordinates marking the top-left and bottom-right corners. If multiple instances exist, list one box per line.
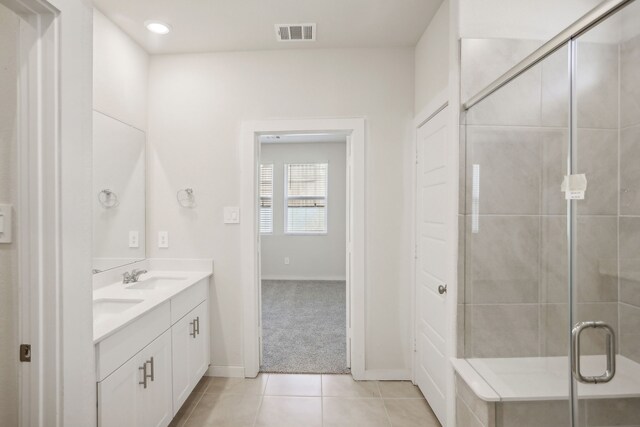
left=259, top=164, right=273, bottom=233
left=285, top=163, right=328, bottom=234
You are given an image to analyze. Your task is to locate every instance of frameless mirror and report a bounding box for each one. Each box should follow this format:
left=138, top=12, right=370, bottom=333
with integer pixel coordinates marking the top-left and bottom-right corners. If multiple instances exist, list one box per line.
left=92, top=111, right=145, bottom=273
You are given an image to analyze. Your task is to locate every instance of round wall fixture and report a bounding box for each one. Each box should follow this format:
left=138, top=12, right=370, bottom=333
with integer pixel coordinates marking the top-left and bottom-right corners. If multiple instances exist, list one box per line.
left=145, top=20, right=172, bottom=35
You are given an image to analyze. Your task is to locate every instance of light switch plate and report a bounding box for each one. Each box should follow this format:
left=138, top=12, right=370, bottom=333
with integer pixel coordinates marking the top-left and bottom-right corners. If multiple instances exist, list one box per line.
left=224, top=206, right=240, bottom=224
left=129, top=231, right=139, bottom=248
left=0, top=204, right=12, bottom=244
left=158, top=231, right=169, bottom=248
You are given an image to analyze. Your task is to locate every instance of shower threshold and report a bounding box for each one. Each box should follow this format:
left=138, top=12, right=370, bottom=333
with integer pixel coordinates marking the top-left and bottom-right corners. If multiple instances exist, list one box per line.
left=452, top=355, right=640, bottom=402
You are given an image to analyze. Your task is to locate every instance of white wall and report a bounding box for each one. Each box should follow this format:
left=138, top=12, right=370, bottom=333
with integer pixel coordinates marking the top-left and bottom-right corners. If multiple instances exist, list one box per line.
left=147, top=48, right=414, bottom=373
left=0, top=5, right=19, bottom=425
left=93, top=8, right=149, bottom=132
left=260, top=141, right=346, bottom=281
left=414, top=0, right=450, bottom=114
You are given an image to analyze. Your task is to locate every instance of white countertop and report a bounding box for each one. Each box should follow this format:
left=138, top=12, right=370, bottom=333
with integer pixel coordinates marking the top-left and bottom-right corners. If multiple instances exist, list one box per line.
left=93, top=270, right=212, bottom=344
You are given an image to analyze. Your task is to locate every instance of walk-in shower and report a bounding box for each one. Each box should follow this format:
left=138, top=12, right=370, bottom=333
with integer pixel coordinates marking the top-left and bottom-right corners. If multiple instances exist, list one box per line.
left=455, top=0, right=640, bottom=425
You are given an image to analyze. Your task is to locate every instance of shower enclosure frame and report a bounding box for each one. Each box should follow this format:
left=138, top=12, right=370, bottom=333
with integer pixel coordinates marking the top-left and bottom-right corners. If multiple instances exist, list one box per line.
left=461, top=0, right=638, bottom=424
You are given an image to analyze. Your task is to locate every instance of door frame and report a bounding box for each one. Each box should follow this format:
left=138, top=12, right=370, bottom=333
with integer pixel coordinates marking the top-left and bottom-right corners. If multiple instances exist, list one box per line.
left=3, top=0, right=94, bottom=425
left=241, top=118, right=366, bottom=379
left=411, top=87, right=459, bottom=426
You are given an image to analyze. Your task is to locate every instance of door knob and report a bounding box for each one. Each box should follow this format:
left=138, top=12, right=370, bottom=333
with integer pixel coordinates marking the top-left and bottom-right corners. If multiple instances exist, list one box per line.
left=438, top=284, right=447, bottom=294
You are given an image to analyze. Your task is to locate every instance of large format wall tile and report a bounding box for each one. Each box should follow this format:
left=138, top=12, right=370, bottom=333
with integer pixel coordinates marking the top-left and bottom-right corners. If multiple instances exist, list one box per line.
left=619, top=216, right=640, bottom=307
left=575, top=41, right=619, bottom=130
left=541, top=303, right=569, bottom=356
left=621, top=33, right=640, bottom=128
left=541, top=45, right=570, bottom=128
left=585, top=398, right=640, bottom=426
left=576, top=302, right=619, bottom=355
left=496, top=401, right=570, bottom=427
left=576, top=129, right=618, bottom=216
left=541, top=302, right=618, bottom=356
left=541, top=129, right=568, bottom=215
left=465, top=216, right=540, bottom=304
left=456, top=375, right=495, bottom=427
left=619, top=303, right=640, bottom=363
left=540, top=216, right=568, bottom=304
left=574, top=216, right=618, bottom=303
left=465, top=304, right=539, bottom=357
left=462, top=39, right=543, bottom=127
left=466, top=127, right=542, bottom=215
left=620, top=125, right=640, bottom=215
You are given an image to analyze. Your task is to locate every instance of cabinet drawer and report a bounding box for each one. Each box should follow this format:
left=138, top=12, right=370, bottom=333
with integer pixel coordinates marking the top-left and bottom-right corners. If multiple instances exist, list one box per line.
left=171, top=279, right=208, bottom=324
left=96, top=302, right=171, bottom=381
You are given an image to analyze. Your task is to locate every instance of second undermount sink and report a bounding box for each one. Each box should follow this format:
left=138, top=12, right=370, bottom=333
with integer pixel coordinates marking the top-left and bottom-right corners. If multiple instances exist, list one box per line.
left=94, top=298, right=144, bottom=324
left=125, top=276, right=186, bottom=290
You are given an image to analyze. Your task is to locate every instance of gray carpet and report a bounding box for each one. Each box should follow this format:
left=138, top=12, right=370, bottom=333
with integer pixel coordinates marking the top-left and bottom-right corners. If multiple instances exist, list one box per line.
left=261, top=280, right=349, bottom=374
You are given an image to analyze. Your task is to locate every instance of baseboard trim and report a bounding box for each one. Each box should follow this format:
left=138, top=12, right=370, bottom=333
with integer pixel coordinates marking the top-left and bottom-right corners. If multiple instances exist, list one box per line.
left=360, top=369, right=412, bottom=381
left=261, top=275, right=346, bottom=281
left=205, top=365, right=245, bottom=378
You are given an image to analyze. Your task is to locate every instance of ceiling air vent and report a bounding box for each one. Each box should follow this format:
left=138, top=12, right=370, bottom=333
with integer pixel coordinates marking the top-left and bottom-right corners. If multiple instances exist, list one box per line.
left=275, top=23, right=316, bottom=42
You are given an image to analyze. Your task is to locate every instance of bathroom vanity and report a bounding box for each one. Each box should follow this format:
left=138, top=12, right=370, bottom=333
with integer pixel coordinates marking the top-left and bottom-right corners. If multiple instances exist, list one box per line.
left=93, top=260, right=213, bottom=427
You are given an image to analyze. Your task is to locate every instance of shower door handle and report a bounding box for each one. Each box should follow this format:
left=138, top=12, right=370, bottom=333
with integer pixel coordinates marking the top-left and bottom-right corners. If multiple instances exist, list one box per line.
left=571, top=321, right=616, bottom=384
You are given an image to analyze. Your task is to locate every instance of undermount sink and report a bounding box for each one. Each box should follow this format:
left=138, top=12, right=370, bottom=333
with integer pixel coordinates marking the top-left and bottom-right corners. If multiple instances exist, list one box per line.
left=125, top=276, right=186, bottom=290
left=94, top=298, right=144, bottom=323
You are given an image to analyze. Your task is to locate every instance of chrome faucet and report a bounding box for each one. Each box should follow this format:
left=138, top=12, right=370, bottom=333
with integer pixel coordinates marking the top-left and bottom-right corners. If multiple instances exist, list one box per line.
left=123, top=269, right=148, bottom=284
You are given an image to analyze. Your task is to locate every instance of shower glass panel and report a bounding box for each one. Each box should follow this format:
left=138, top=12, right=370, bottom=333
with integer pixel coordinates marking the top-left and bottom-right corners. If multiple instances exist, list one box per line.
left=462, top=40, right=572, bottom=422
left=572, top=0, right=640, bottom=424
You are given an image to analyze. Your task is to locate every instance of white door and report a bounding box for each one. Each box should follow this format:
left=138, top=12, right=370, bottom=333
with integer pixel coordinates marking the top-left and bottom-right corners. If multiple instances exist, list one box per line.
left=415, top=106, right=450, bottom=426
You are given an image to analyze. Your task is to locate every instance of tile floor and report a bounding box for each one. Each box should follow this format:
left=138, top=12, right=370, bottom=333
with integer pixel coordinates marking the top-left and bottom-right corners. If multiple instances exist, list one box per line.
left=169, top=374, right=442, bottom=427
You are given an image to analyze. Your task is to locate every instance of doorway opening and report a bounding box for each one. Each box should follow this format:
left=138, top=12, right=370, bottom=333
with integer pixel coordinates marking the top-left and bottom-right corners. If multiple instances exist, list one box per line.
left=241, top=118, right=365, bottom=379
left=258, top=133, right=348, bottom=374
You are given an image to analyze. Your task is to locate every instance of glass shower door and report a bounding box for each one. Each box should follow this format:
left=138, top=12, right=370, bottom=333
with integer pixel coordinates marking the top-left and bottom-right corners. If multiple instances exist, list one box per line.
left=571, top=0, right=640, bottom=424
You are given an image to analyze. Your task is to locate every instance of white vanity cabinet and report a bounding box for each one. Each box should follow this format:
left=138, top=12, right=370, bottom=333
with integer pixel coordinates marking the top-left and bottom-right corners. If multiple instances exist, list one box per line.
left=172, top=301, right=209, bottom=410
left=98, top=330, right=173, bottom=427
left=95, top=278, right=210, bottom=427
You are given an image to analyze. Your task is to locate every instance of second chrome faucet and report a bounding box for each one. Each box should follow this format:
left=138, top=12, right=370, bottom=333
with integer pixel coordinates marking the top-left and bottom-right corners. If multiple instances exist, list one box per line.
left=122, top=269, right=148, bottom=284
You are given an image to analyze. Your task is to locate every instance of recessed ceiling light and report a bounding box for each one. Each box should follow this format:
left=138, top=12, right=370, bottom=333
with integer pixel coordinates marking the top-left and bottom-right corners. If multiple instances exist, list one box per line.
left=145, top=21, right=171, bottom=35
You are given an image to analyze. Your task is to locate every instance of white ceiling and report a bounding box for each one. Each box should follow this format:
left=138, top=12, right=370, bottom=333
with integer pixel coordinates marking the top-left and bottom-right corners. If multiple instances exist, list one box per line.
left=93, top=0, right=443, bottom=54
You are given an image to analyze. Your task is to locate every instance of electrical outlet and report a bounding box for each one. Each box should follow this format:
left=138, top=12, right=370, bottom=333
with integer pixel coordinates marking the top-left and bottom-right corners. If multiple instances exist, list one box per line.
left=284, top=257, right=290, bottom=265
left=129, top=231, right=139, bottom=248
left=158, top=231, right=169, bottom=248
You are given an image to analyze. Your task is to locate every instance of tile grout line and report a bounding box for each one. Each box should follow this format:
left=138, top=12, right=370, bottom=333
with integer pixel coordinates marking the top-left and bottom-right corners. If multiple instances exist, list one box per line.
left=376, top=382, right=394, bottom=426
left=252, top=374, right=269, bottom=427
left=180, top=379, right=209, bottom=427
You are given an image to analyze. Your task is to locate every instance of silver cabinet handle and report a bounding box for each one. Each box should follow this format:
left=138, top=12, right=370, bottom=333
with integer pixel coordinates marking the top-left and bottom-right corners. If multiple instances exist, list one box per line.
left=195, top=316, right=200, bottom=335
left=438, top=284, right=447, bottom=294
left=190, top=319, right=197, bottom=338
left=571, top=321, right=616, bottom=384
left=139, top=363, right=148, bottom=389
left=147, top=357, right=155, bottom=382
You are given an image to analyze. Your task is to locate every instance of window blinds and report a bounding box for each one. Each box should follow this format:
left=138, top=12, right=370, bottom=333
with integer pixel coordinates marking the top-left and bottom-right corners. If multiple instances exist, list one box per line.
left=285, top=163, right=328, bottom=233
left=259, top=164, right=273, bottom=233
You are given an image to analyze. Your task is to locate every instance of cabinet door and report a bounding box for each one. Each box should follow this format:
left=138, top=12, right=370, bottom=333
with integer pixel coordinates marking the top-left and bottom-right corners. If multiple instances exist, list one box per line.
left=98, top=350, right=141, bottom=427
left=98, top=329, right=173, bottom=427
left=139, top=329, right=173, bottom=427
left=172, top=301, right=210, bottom=413
left=189, top=301, right=210, bottom=386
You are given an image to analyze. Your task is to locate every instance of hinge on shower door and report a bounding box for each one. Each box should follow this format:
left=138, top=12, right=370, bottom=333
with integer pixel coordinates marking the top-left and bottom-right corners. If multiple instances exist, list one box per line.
left=20, top=344, right=31, bottom=362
